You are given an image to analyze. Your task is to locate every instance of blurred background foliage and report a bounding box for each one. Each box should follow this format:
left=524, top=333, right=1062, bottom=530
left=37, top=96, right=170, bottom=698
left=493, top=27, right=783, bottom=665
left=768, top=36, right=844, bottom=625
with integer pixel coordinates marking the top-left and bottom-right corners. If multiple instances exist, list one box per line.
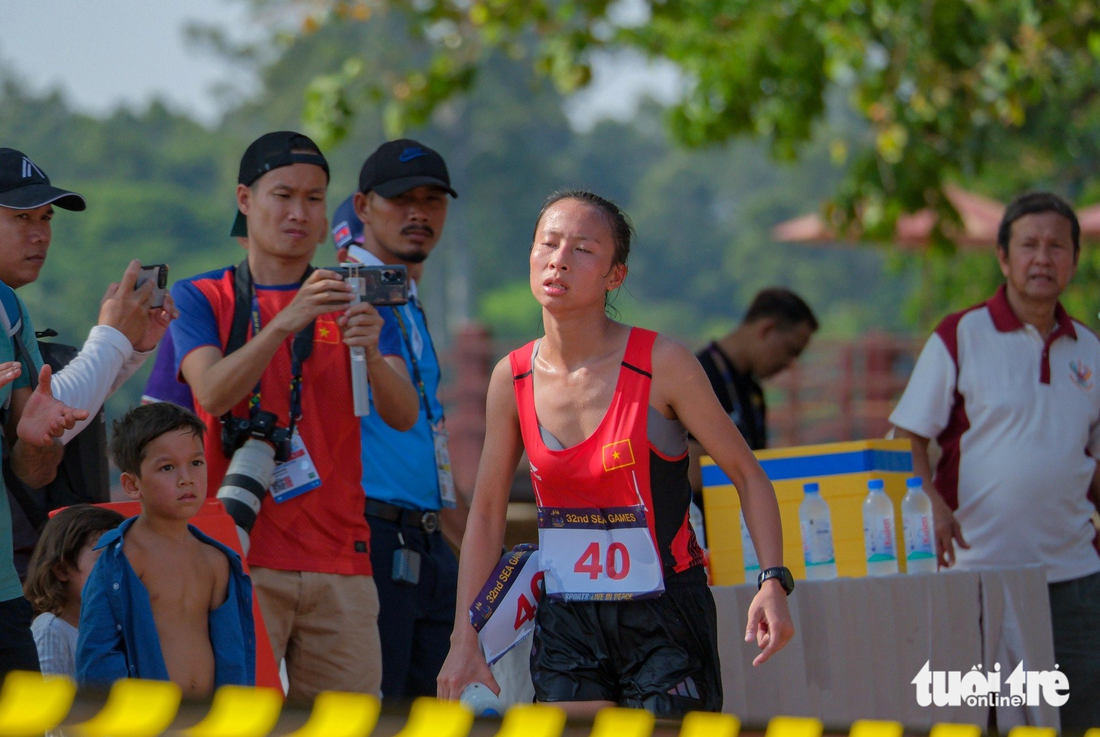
left=2, top=0, right=1100, bottom=424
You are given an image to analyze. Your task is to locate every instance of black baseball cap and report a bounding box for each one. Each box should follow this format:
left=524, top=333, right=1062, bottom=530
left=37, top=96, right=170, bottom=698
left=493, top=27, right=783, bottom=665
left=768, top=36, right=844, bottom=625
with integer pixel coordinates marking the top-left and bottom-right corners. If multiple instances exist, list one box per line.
left=0, top=148, right=86, bottom=211
left=358, top=139, right=457, bottom=199
left=230, top=131, right=330, bottom=238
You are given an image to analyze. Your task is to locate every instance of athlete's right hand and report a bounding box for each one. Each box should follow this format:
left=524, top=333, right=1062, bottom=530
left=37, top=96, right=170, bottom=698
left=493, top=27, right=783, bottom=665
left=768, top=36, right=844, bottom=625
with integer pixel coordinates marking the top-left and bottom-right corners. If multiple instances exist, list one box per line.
left=269, top=269, right=354, bottom=335
left=436, top=638, right=500, bottom=700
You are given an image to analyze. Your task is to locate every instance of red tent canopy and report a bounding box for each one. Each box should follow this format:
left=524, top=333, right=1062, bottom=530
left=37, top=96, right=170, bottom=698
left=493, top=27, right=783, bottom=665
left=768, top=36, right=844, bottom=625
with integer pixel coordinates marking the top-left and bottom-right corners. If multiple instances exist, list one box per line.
left=772, top=185, right=1005, bottom=249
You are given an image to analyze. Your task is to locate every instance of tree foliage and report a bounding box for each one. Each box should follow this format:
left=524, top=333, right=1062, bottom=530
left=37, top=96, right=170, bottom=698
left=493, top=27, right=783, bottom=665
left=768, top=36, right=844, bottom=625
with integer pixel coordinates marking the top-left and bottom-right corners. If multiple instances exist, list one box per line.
left=285, top=0, right=1100, bottom=242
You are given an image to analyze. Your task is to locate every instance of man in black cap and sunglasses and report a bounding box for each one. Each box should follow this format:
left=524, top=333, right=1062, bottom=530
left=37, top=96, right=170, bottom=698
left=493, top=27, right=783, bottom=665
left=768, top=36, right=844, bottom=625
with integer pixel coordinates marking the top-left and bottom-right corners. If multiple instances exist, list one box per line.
left=169, top=132, right=418, bottom=700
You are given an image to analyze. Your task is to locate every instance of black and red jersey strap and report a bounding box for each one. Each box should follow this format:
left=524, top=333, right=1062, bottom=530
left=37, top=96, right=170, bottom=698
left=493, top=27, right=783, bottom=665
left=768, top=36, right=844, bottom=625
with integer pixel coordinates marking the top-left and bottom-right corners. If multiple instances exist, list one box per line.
left=510, top=339, right=535, bottom=382
left=621, top=328, right=657, bottom=377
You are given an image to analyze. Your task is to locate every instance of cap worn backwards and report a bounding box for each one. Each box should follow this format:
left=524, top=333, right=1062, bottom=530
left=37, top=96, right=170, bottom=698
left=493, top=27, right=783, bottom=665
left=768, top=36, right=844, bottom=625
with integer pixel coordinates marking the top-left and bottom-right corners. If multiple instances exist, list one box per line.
left=0, top=148, right=86, bottom=212
left=358, top=139, right=458, bottom=200
left=230, top=131, right=330, bottom=238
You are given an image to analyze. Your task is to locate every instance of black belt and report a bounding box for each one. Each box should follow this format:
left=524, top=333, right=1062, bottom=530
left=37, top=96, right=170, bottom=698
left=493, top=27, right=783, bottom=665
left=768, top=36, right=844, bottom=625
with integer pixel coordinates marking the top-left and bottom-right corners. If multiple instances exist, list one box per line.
left=365, top=499, right=440, bottom=534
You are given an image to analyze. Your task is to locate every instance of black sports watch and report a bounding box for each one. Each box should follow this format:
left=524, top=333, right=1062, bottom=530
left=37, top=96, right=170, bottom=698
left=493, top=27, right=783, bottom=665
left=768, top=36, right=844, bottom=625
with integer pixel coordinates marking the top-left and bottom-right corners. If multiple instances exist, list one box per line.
left=757, top=566, right=795, bottom=596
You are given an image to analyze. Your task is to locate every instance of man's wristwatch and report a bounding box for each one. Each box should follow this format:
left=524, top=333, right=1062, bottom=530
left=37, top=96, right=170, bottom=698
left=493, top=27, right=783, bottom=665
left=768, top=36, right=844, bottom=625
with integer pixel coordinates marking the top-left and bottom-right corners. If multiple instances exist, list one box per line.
left=757, top=566, right=795, bottom=596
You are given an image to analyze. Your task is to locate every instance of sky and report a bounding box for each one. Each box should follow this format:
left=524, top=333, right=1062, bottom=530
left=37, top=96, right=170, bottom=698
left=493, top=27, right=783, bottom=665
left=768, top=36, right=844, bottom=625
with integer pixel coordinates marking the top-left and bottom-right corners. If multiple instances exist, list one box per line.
left=0, top=0, right=680, bottom=130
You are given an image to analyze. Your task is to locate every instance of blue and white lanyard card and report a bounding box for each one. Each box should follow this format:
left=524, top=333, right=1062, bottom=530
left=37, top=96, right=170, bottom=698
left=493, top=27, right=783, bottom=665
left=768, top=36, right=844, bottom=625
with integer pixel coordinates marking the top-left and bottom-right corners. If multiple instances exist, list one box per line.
left=270, top=429, right=322, bottom=503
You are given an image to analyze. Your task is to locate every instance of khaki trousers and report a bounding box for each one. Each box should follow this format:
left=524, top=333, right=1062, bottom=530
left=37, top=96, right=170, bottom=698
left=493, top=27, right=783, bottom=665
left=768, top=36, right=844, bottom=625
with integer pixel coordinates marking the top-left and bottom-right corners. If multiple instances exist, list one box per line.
left=251, top=567, right=381, bottom=702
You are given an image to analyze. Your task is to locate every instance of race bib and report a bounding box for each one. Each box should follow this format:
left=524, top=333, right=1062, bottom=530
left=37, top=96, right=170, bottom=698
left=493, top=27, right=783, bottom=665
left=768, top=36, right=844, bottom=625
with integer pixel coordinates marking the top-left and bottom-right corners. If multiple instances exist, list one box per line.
left=470, top=545, right=543, bottom=665
left=270, top=430, right=322, bottom=503
left=537, top=506, right=665, bottom=601
left=432, top=421, right=457, bottom=508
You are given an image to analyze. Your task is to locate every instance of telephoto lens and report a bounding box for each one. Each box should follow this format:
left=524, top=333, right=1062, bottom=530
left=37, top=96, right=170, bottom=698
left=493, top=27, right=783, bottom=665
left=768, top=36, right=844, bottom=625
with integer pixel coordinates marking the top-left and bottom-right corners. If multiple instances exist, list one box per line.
left=217, top=438, right=276, bottom=554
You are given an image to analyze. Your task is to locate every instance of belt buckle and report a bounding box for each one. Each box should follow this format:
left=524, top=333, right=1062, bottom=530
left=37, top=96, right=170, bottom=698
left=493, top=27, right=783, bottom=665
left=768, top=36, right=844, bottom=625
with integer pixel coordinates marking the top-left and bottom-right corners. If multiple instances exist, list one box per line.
left=420, top=511, right=440, bottom=534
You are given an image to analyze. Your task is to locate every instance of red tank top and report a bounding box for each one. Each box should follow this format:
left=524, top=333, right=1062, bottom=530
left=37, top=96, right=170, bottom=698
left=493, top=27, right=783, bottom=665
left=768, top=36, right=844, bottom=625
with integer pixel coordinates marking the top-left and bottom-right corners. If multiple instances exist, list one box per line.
left=510, top=327, right=704, bottom=581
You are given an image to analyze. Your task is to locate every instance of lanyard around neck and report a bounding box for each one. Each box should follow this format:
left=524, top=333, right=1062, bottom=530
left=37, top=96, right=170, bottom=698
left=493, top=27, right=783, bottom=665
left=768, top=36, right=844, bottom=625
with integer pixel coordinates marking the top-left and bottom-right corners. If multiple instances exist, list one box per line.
left=226, top=260, right=315, bottom=433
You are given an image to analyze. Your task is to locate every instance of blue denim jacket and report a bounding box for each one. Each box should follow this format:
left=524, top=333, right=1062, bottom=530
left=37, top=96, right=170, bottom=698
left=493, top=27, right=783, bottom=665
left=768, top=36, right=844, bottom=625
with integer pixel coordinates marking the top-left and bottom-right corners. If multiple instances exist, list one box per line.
left=76, top=516, right=256, bottom=688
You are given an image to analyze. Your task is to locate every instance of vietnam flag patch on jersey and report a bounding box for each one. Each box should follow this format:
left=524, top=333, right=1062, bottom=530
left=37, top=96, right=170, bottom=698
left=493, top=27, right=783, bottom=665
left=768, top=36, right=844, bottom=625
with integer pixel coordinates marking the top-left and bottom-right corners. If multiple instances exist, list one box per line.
left=602, top=439, right=635, bottom=472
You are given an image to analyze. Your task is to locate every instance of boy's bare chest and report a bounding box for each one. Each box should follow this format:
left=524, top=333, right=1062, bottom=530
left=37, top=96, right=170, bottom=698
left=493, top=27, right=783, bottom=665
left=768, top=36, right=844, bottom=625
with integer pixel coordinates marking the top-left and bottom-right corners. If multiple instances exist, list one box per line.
left=130, top=553, right=214, bottom=617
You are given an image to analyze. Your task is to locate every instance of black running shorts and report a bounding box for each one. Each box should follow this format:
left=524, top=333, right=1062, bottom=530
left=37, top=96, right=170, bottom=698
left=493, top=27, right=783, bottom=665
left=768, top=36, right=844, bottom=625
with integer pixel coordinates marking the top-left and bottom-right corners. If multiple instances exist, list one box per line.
left=530, top=567, right=722, bottom=716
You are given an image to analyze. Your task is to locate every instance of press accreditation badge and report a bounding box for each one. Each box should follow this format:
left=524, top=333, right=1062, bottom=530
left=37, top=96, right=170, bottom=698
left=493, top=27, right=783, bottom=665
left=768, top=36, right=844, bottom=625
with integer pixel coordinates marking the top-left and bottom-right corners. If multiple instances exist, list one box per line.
left=537, top=506, right=665, bottom=601
left=270, top=430, right=322, bottom=503
left=432, top=421, right=457, bottom=508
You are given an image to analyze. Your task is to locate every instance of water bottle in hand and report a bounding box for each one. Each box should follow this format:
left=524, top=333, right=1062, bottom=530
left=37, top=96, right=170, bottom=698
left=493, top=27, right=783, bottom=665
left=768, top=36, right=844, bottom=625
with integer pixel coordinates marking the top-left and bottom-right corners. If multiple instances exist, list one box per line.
left=460, top=682, right=503, bottom=717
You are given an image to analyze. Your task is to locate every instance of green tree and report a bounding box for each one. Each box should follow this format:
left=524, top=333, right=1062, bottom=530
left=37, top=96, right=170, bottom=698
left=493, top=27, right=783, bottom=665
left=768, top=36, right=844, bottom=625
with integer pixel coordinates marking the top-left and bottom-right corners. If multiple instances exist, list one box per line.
left=271, top=0, right=1100, bottom=242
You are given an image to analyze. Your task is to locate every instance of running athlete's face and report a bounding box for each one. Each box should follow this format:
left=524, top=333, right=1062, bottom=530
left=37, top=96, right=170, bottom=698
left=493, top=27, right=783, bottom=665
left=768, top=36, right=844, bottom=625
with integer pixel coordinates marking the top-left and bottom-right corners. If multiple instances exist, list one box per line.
left=530, top=199, right=626, bottom=311
left=354, top=187, right=449, bottom=265
left=238, top=162, right=328, bottom=261
left=0, top=204, right=52, bottom=288
left=998, top=210, right=1078, bottom=306
left=121, top=429, right=207, bottom=521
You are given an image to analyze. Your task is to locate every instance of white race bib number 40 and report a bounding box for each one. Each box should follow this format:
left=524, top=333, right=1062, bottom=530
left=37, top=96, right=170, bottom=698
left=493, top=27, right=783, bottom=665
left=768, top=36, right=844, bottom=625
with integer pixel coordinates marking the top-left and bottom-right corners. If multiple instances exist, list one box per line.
left=537, top=506, right=665, bottom=601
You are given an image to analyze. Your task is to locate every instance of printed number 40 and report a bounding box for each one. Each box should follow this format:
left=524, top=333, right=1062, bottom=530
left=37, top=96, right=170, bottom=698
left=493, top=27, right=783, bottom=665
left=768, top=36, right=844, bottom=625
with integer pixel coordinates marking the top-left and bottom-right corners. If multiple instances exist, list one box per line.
left=574, top=542, right=631, bottom=580
left=514, top=571, right=545, bottom=630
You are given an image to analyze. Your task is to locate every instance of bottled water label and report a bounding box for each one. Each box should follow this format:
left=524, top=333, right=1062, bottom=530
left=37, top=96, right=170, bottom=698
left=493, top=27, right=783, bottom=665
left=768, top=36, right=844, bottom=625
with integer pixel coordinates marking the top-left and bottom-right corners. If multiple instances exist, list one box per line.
left=905, top=513, right=935, bottom=560
left=864, top=515, right=896, bottom=561
left=800, top=518, right=835, bottom=566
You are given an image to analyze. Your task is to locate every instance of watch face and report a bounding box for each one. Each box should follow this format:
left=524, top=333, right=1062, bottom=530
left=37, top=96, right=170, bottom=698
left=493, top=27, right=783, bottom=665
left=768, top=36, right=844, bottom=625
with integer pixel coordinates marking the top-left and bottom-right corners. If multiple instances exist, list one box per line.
left=759, top=567, right=794, bottom=595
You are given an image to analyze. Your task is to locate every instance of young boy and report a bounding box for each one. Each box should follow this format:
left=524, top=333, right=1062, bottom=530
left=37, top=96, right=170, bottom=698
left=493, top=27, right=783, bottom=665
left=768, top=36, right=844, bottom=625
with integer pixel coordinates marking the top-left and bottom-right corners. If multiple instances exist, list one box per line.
left=76, top=403, right=254, bottom=695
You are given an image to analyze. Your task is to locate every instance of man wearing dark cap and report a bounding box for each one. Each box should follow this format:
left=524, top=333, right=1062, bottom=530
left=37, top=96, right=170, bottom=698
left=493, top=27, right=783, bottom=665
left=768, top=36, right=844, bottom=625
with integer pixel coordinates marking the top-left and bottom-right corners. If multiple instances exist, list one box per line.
left=0, top=148, right=108, bottom=676
left=0, top=149, right=175, bottom=583
left=169, top=132, right=418, bottom=700
left=330, top=139, right=465, bottom=699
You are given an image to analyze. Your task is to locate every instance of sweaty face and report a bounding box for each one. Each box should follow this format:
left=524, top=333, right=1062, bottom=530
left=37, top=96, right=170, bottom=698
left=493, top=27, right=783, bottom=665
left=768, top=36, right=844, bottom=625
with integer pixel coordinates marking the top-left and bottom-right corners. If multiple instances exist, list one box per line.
left=0, top=204, right=53, bottom=288
left=357, top=186, right=449, bottom=265
left=238, top=163, right=328, bottom=262
left=127, top=429, right=207, bottom=520
left=530, top=199, right=625, bottom=311
left=755, top=321, right=814, bottom=379
left=998, top=211, right=1078, bottom=305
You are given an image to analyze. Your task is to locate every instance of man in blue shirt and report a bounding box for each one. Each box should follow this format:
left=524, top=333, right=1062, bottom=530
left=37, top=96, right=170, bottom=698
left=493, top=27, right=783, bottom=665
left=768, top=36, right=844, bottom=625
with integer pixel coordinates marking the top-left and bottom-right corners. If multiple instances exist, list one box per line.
left=331, top=140, right=466, bottom=699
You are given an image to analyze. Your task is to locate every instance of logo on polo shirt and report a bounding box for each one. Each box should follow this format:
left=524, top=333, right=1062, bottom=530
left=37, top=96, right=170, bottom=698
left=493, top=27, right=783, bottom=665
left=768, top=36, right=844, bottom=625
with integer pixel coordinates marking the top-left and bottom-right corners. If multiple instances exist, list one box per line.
left=1069, top=360, right=1093, bottom=390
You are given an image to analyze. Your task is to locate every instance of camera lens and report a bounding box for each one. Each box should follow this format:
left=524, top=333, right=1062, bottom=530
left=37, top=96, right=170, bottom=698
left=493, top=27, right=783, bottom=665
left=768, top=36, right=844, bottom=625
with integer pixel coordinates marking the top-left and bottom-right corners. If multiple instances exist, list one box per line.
left=217, top=438, right=277, bottom=553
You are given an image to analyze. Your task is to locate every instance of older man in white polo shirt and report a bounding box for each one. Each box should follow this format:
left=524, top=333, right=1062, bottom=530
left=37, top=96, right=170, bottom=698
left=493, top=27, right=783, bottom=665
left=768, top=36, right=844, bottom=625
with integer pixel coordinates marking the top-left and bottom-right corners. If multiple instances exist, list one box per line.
left=891, top=191, right=1100, bottom=730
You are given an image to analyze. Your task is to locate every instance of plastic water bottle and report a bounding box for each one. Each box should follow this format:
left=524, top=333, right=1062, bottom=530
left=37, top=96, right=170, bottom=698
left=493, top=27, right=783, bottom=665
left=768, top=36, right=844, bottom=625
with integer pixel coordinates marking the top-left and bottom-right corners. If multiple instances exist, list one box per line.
left=862, top=479, right=898, bottom=576
left=740, top=510, right=759, bottom=575
left=799, top=482, right=837, bottom=580
left=902, top=477, right=937, bottom=574
left=460, top=682, right=503, bottom=716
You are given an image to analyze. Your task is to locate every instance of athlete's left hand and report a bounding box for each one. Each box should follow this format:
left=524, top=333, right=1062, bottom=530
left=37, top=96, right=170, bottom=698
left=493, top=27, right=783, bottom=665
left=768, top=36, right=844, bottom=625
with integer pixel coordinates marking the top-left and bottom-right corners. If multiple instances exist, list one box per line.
left=745, top=579, right=794, bottom=666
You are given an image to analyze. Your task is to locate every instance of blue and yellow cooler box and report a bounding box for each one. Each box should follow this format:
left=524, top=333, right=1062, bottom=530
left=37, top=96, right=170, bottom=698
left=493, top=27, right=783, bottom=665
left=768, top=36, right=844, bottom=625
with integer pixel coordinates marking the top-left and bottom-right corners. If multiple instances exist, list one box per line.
left=701, top=439, right=914, bottom=585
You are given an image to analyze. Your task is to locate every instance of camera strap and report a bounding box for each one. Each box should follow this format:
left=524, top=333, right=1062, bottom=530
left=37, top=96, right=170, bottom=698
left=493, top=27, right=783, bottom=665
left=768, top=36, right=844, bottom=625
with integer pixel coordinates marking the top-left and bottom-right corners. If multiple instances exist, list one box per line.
left=224, top=259, right=315, bottom=436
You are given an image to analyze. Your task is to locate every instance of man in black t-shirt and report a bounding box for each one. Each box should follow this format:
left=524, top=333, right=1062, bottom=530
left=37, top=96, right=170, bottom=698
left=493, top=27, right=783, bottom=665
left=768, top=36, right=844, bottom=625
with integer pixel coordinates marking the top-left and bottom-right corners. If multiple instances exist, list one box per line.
left=688, top=288, right=818, bottom=512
